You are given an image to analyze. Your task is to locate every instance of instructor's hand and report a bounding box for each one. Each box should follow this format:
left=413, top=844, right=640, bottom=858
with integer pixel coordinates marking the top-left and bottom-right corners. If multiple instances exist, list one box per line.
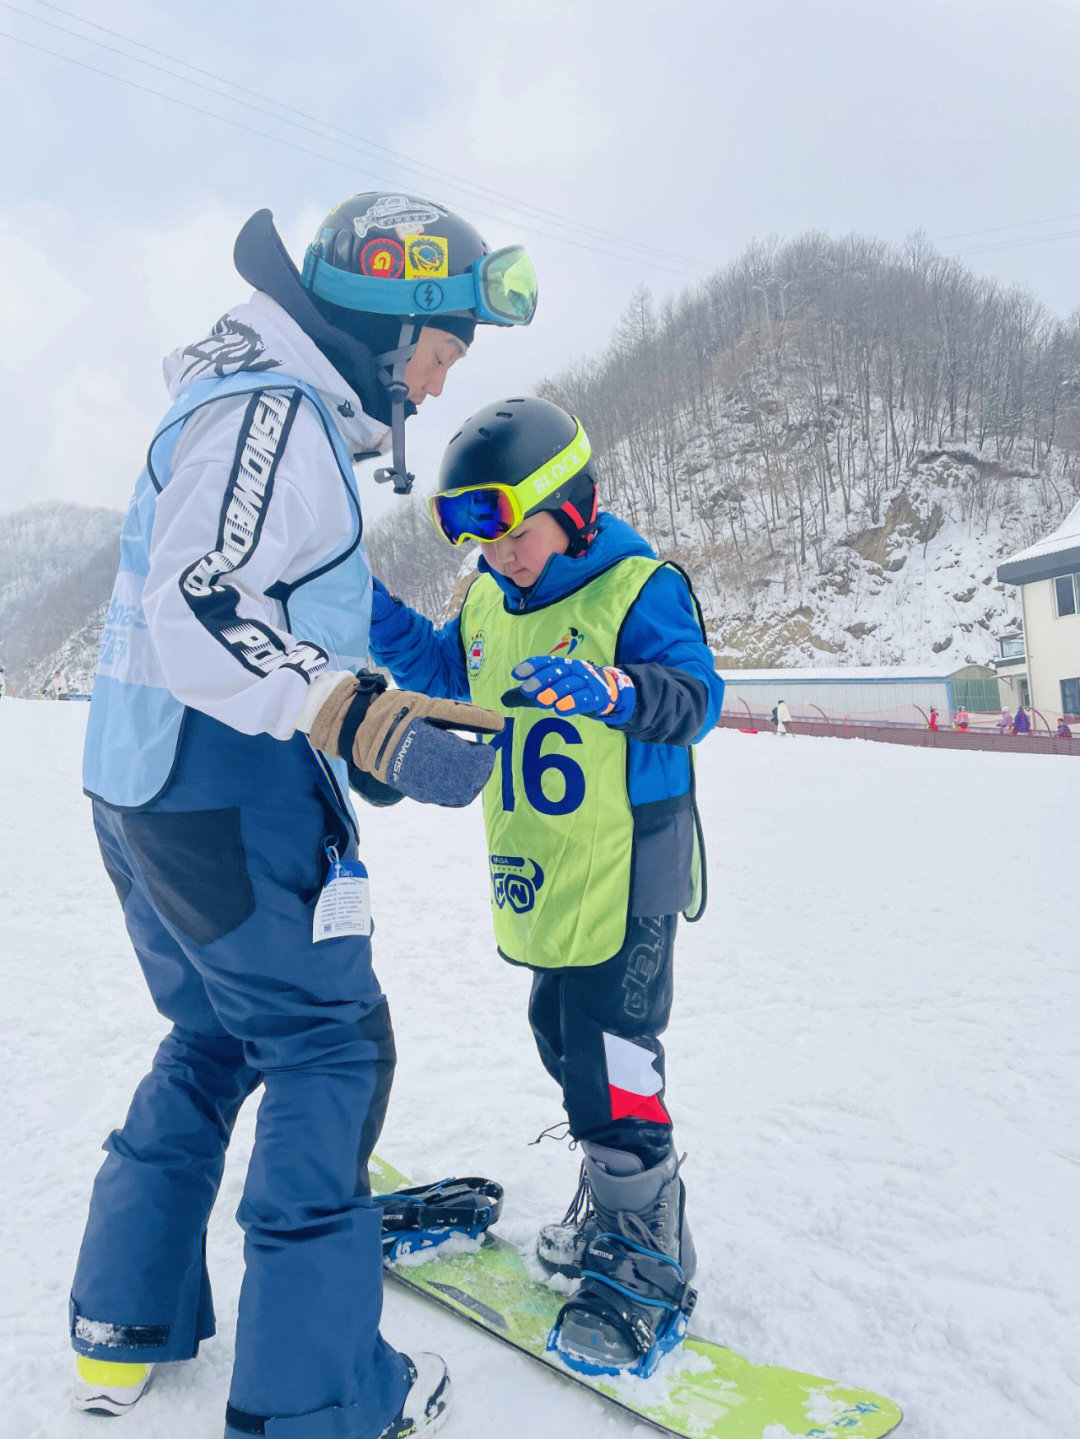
left=308, top=672, right=503, bottom=807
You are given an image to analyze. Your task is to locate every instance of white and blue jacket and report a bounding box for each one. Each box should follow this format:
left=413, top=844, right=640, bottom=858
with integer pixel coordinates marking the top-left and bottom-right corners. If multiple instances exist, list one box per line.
left=84, top=292, right=390, bottom=812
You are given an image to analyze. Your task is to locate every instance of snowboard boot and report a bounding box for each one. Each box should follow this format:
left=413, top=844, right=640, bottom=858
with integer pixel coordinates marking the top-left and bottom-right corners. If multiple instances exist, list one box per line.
left=548, top=1143, right=697, bottom=1377
left=536, top=1160, right=600, bottom=1279
left=377, top=1353, right=451, bottom=1439
left=72, top=1355, right=153, bottom=1414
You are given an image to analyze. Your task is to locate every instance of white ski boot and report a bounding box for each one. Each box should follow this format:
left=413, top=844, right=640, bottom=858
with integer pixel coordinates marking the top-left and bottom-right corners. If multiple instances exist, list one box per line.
left=378, top=1352, right=451, bottom=1438
left=72, top=1355, right=153, bottom=1414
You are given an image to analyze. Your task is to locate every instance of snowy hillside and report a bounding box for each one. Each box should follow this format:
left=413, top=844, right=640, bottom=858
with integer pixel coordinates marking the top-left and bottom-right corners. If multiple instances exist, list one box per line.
left=9, top=445, right=1061, bottom=697
left=0, top=503, right=121, bottom=694
left=551, top=379, right=1072, bottom=672
left=1, top=701, right=1076, bottom=1438
left=680, top=441, right=1056, bottom=670
left=538, top=233, right=1080, bottom=671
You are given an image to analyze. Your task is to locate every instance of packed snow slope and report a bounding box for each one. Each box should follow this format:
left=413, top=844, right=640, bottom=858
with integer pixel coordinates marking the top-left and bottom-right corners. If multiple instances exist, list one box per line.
left=1, top=700, right=1076, bottom=1439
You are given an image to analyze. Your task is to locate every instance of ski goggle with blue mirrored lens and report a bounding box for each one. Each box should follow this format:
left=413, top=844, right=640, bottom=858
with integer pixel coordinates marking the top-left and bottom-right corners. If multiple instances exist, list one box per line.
left=300, top=243, right=537, bottom=326
left=429, top=422, right=591, bottom=545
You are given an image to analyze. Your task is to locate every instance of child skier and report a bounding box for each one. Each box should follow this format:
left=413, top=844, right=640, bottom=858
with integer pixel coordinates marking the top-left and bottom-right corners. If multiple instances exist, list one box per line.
left=368, top=396, right=724, bottom=1377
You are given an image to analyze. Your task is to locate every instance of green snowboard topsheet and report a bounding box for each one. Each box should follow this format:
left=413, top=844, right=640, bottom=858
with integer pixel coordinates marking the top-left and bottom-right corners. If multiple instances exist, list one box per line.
left=371, top=1156, right=902, bottom=1439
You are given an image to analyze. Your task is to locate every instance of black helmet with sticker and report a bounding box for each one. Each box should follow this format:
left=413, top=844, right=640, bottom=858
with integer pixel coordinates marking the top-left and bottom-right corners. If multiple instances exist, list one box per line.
left=433, top=397, right=598, bottom=555
left=301, top=193, right=493, bottom=347
left=298, top=193, right=537, bottom=494
left=302, top=192, right=537, bottom=336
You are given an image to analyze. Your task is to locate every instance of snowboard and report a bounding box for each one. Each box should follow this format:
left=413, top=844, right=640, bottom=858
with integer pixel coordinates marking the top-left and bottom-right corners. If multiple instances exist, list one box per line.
left=370, top=1156, right=902, bottom=1439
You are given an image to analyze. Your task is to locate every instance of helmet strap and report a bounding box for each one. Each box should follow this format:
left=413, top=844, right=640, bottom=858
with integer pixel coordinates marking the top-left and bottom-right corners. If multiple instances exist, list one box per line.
left=554, top=489, right=599, bottom=557
left=373, top=322, right=420, bottom=495
left=374, top=323, right=421, bottom=383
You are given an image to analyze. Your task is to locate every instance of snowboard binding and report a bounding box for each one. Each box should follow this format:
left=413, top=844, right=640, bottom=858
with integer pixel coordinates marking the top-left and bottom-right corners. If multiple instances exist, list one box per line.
left=376, top=1176, right=504, bottom=1262
left=547, top=1230, right=697, bottom=1378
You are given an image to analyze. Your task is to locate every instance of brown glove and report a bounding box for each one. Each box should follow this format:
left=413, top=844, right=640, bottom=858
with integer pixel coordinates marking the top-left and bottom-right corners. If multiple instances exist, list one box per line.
left=309, top=674, right=504, bottom=806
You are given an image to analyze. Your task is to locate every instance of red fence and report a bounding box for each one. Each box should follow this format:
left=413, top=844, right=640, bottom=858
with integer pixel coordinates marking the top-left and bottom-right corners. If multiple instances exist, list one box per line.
left=719, top=711, right=1080, bottom=755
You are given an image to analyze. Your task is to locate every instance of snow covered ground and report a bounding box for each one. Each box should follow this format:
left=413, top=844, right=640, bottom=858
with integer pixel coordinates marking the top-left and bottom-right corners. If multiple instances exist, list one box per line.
left=1, top=699, right=1076, bottom=1439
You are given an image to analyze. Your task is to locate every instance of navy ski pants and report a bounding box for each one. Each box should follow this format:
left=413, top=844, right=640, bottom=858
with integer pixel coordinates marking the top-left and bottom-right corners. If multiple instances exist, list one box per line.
left=70, top=715, right=408, bottom=1439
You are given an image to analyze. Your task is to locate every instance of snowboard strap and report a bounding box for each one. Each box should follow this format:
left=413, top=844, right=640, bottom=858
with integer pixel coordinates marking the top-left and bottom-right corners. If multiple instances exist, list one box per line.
left=376, top=1176, right=504, bottom=1257
left=553, top=1231, right=697, bottom=1358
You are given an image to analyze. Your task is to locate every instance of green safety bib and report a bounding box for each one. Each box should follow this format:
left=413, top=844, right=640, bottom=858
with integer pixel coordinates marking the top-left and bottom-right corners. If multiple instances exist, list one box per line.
left=461, top=556, right=661, bottom=969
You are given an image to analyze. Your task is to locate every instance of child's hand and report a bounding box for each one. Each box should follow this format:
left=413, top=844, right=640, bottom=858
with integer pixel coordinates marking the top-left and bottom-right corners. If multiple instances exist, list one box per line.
left=504, top=656, right=636, bottom=723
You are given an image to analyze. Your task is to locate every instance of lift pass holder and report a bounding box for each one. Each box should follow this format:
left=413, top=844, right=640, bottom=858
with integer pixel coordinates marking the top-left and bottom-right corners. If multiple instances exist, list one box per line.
left=313, top=841, right=372, bottom=942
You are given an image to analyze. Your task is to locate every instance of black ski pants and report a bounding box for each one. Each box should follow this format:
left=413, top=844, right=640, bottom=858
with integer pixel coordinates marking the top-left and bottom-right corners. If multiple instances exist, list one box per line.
left=527, top=914, right=677, bottom=1166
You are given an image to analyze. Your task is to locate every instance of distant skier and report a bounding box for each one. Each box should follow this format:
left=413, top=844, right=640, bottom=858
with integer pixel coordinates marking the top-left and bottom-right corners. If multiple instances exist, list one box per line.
left=0, top=664, right=5, bottom=699
left=928, top=706, right=939, bottom=731
left=774, top=698, right=791, bottom=735
left=369, top=396, right=724, bottom=1378
left=69, top=190, right=535, bottom=1435
left=1012, top=705, right=1032, bottom=735
left=954, top=706, right=969, bottom=733
left=997, top=707, right=1013, bottom=734
left=1056, top=716, right=1073, bottom=739
left=43, top=668, right=69, bottom=700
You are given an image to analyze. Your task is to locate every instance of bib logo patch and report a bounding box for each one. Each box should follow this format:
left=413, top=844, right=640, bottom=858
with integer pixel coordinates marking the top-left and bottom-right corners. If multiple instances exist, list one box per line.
left=490, top=855, right=545, bottom=913
left=467, top=631, right=486, bottom=674
left=551, top=626, right=585, bottom=658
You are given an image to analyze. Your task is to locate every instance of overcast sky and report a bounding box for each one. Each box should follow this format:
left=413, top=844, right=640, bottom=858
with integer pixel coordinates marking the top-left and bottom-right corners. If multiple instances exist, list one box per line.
left=2, top=0, right=1079, bottom=522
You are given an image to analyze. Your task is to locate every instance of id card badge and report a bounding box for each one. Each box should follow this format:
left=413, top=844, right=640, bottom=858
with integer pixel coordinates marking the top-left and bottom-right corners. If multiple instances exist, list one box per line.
left=313, top=841, right=373, bottom=942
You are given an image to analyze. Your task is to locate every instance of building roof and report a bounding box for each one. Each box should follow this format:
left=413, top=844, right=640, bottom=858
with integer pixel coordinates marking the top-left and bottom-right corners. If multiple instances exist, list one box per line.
left=997, top=500, right=1080, bottom=585
left=718, top=666, right=958, bottom=684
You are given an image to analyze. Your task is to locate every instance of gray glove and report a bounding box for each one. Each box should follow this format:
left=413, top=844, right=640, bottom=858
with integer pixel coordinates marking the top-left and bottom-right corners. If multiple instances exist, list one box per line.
left=309, top=673, right=503, bottom=808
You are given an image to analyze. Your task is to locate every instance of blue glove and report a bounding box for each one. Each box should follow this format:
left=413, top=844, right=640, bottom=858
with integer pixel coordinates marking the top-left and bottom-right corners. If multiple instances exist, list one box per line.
left=505, top=655, right=636, bottom=724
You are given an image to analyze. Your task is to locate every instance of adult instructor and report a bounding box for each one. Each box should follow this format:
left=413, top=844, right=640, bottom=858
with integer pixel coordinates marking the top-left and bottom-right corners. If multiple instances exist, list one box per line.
left=70, top=193, right=536, bottom=1439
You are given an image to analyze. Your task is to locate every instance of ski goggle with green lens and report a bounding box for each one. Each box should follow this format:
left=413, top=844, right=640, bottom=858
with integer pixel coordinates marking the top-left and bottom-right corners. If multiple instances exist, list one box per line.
left=429, top=421, right=592, bottom=545
left=300, top=243, right=537, bottom=327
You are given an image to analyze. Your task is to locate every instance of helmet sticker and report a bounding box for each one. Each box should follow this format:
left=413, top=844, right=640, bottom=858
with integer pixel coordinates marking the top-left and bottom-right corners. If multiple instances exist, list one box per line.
left=352, top=195, right=446, bottom=238
left=404, top=235, right=450, bottom=279
left=467, top=631, right=486, bottom=674
left=360, top=237, right=405, bottom=278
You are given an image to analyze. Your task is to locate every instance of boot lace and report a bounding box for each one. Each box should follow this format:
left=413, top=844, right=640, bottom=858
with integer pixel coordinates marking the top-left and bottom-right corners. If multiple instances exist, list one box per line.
left=561, top=1160, right=595, bottom=1227
left=530, top=1124, right=595, bottom=1230
left=600, top=1152, right=685, bottom=1257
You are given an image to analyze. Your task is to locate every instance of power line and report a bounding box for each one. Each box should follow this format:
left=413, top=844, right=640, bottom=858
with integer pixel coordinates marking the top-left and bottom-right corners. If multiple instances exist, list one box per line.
left=937, top=213, right=1080, bottom=242
left=0, top=24, right=699, bottom=280
left=17, top=4, right=1073, bottom=283
left=951, top=228, right=1080, bottom=257
left=31, top=0, right=699, bottom=271
left=2, top=2, right=704, bottom=279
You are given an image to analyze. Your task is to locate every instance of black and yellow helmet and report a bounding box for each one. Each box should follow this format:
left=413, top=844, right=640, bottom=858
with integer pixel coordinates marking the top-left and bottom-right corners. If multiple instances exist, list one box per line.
left=431, top=397, right=598, bottom=555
